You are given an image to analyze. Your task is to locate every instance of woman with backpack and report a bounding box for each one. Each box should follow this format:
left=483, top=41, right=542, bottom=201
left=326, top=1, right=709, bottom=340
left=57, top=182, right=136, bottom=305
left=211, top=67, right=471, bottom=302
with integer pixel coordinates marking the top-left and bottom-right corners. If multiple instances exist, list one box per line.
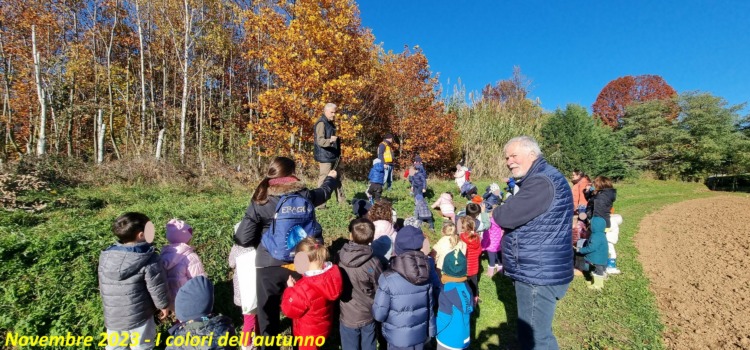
left=234, top=156, right=340, bottom=350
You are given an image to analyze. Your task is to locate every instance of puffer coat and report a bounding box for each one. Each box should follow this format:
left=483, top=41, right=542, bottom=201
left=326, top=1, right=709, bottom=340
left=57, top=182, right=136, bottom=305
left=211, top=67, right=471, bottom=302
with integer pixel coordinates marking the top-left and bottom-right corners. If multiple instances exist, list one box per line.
left=98, top=242, right=169, bottom=330
left=281, top=263, right=343, bottom=342
left=160, top=243, right=206, bottom=310
left=372, top=251, right=436, bottom=348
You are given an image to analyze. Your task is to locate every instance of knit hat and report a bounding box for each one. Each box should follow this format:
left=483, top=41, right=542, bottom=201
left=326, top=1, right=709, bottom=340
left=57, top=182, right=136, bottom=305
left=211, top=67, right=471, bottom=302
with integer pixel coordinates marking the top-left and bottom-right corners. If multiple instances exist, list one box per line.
left=394, top=225, right=424, bottom=255
left=442, top=249, right=467, bottom=278
left=175, top=276, right=214, bottom=321
left=166, top=219, right=193, bottom=244
left=373, top=158, right=381, bottom=165
left=490, top=183, right=501, bottom=192
left=384, top=133, right=393, bottom=140
left=471, top=195, right=483, bottom=205
left=414, top=155, right=422, bottom=163
left=404, top=216, right=422, bottom=229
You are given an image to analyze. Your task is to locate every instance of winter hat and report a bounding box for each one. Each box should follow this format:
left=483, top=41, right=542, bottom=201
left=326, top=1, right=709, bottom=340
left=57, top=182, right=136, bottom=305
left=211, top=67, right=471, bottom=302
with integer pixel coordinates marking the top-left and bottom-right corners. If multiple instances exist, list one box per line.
left=394, top=225, right=425, bottom=255
left=471, top=195, right=483, bottom=205
left=384, top=133, right=393, bottom=140
left=414, top=155, right=422, bottom=163
left=352, top=199, right=372, bottom=218
left=404, top=216, right=422, bottom=229
left=373, top=158, right=381, bottom=165
left=490, top=183, right=501, bottom=192
left=442, top=249, right=467, bottom=278
left=166, top=219, right=193, bottom=244
left=175, top=276, right=214, bottom=321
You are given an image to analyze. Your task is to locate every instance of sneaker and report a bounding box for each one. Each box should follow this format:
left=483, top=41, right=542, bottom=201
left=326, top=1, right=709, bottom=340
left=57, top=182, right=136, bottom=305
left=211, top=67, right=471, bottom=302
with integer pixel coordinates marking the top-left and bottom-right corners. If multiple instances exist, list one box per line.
left=606, top=267, right=621, bottom=275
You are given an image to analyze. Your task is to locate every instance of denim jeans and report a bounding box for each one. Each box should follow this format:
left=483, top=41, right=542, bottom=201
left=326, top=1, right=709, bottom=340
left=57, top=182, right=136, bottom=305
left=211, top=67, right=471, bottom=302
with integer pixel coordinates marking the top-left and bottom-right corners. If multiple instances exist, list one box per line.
left=340, top=322, right=377, bottom=350
left=514, top=281, right=570, bottom=350
left=384, top=164, right=393, bottom=190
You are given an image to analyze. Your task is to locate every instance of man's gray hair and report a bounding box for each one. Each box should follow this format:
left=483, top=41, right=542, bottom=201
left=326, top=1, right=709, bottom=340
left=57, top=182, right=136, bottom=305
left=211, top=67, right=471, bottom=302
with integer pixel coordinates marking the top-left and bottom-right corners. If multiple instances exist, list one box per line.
left=504, top=136, right=542, bottom=157
left=324, top=103, right=337, bottom=112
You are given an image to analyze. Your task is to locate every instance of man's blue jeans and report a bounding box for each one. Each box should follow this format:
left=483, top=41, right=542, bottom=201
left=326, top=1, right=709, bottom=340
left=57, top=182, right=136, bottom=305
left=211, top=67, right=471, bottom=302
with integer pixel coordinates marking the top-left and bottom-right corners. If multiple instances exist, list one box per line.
left=340, top=322, right=377, bottom=350
left=514, top=280, right=570, bottom=350
left=384, top=164, right=393, bottom=190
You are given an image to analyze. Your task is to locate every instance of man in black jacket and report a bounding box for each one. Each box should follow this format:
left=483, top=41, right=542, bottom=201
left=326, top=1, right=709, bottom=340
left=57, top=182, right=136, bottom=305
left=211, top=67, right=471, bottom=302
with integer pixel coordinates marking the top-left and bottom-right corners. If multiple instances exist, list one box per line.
left=314, top=103, right=345, bottom=203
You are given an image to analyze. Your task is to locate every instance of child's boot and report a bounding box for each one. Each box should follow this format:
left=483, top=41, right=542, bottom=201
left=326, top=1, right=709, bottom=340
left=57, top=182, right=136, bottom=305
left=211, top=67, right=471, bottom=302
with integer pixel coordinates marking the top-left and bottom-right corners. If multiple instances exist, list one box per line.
left=606, top=258, right=621, bottom=275
left=485, top=265, right=495, bottom=277
left=588, top=274, right=605, bottom=290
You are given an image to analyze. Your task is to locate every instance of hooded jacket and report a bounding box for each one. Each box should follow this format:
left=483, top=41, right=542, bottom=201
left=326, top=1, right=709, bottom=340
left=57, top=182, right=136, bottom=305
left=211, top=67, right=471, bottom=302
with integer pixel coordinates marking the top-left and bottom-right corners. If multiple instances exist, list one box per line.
left=481, top=217, right=503, bottom=253
left=167, top=276, right=235, bottom=350
left=411, top=165, right=427, bottom=194
left=432, top=193, right=455, bottom=215
left=436, top=281, right=473, bottom=350
left=460, top=233, right=482, bottom=276
left=160, top=243, right=206, bottom=310
left=234, top=176, right=340, bottom=267
left=585, top=188, right=617, bottom=228
left=338, top=242, right=384, bottom=328
left=98, top=242, right=169, bottom=330
left=371, top=220, right=397, bottom=261
left=372, top=251, right=436, bottom=348
left=281, top=263, right=343, bottom=340
left=578, top=217, right=608, bottom=266
left=369, top=160, right=385, bottom=184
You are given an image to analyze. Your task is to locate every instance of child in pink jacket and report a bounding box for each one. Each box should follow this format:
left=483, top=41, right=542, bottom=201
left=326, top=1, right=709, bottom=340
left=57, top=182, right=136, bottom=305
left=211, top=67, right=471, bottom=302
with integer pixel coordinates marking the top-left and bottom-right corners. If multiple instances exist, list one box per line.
left=160, top=219, right=206, bottom=311
left=481, top=216, right=503, bottom=276
left=431, top=192, right=456, bottom=222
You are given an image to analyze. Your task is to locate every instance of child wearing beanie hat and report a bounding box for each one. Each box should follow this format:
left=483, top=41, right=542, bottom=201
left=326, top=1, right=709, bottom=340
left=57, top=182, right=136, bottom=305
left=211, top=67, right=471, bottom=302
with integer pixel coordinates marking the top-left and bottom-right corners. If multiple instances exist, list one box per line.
left=436, top=249, right=473, bottom=350
left=167, top=276, right=235, bottom=349
left=373, top=225, right=436, bottom=349
left=161, top=219, right=206, bottom=311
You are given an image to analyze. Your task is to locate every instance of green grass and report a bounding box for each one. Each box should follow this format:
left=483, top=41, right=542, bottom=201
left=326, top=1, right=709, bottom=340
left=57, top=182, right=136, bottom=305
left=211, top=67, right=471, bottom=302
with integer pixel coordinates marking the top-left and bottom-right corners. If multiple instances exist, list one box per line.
left=0, top=177, right=726, bottom=349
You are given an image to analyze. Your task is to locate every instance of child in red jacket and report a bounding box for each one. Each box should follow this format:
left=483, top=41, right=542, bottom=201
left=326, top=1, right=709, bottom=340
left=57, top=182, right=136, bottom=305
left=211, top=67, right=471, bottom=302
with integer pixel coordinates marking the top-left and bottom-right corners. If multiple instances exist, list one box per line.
left=460, top=216, right=482, bottom=306
left=282, top=238, right=343, bottom=350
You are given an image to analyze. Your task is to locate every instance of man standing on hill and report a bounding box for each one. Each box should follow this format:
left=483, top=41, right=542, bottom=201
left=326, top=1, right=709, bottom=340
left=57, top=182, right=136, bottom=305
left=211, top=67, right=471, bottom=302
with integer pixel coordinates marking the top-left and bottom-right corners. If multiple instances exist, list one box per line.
left=314, top=103, right=345, bottom=203
left=492, top=136, right=574, bottom=350
left=377, top=133, right=395, bottom=191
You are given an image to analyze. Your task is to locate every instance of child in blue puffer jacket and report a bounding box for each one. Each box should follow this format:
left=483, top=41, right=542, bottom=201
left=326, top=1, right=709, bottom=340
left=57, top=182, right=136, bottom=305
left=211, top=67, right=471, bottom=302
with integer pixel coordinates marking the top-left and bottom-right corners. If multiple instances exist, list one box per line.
left=368, top=158, right=385, bottom=203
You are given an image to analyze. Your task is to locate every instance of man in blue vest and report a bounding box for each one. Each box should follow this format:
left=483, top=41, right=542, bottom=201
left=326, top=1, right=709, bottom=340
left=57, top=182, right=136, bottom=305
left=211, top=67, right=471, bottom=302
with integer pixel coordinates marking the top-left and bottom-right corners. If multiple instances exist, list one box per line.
left=314, top=103, right=345, bottom=203
left=377, top=133, right=395, bottom=191
left=492, top=136, right=573, bottom=350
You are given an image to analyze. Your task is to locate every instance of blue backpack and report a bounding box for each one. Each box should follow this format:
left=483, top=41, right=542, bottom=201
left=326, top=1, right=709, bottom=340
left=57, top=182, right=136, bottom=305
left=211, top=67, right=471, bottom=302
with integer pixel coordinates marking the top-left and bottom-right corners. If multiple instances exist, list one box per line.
left=260, top=193, right=322, bottom=262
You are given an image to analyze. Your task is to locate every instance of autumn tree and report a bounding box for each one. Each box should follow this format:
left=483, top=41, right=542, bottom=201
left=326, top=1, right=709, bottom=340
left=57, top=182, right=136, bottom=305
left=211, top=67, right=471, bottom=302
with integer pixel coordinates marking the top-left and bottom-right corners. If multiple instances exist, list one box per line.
left=592, top=74, right=677, bottom=128
left=243, top=0, right=376, bottom=165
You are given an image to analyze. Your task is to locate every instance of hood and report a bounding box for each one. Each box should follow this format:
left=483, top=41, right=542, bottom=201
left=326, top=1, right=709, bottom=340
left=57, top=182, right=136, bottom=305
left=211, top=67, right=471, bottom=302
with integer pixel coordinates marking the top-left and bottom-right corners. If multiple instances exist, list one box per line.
left=267, top=181, right=307, bottom=197
left=600, top=188, right=617, bottom=202
left=373, top=158, right=381, bottom=165
left=439, top=193, right=453, bottom=203
left=390, top=251, right=430, bottom=285
left=161, top=243, right=195, bottom=270
left=611, top=214, right=623, bottom=226
left=306, top=263, right=343, bottom=301
left=461, top=233, right=481, bottom=250
left=100, top=242, right=155, bottom=281
left=373, top=220, right=396, bottom=240
left=339, top=242, right=374, bottom=268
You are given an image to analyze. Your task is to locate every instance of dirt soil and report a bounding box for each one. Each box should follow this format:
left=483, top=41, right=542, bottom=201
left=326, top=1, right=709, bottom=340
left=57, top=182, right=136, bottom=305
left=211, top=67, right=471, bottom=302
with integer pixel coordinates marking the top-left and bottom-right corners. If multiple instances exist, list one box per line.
left=636, top=195, right=750, bottom=349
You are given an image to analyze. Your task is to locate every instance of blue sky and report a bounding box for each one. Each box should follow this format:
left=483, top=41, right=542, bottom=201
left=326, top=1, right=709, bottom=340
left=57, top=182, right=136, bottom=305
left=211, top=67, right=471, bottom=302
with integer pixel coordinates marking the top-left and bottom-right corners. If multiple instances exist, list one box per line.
left=357, top=1, right=750, bottom=113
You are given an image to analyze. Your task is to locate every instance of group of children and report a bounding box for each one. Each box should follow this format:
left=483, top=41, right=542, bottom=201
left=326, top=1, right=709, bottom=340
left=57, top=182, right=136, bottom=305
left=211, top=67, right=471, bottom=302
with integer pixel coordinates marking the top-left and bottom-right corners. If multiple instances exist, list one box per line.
left=97, top=160, right=625, bottom=350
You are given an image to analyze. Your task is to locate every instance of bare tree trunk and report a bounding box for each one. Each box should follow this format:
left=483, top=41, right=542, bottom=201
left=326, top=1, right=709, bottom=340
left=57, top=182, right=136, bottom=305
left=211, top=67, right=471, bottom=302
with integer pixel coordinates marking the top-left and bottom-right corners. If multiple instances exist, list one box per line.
left=32, top=25, right=47, bottom=156
left=135, top=0, right=147, bottom=150
left=155, top=128, right=165, bottom=161
left=0, top=33, right=21, bottom=156
left=106, top=6, right=121, bottom=160
left=179, top=0, right=193, bottom=163
left=97, top=109, right=105, bottom=164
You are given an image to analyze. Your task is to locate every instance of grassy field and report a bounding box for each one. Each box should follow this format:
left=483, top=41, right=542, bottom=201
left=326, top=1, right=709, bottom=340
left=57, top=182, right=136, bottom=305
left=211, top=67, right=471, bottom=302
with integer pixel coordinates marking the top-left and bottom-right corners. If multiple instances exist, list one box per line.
left=0, top=177, right=724, bottom=349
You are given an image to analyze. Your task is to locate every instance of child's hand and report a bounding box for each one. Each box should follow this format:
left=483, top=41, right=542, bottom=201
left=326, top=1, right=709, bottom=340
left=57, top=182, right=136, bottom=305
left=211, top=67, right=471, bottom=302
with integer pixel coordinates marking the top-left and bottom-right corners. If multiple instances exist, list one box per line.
left=158, top=308, right=169, bottom=320
left=286, top=275, right=296, bottom=287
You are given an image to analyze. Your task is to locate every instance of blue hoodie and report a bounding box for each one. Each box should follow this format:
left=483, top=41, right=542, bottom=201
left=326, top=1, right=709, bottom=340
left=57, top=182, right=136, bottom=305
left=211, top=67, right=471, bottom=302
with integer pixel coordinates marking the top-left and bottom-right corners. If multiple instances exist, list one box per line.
left=369, top=160, right=385, bottom=184
left=436, top=281, right=473, bottom=350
